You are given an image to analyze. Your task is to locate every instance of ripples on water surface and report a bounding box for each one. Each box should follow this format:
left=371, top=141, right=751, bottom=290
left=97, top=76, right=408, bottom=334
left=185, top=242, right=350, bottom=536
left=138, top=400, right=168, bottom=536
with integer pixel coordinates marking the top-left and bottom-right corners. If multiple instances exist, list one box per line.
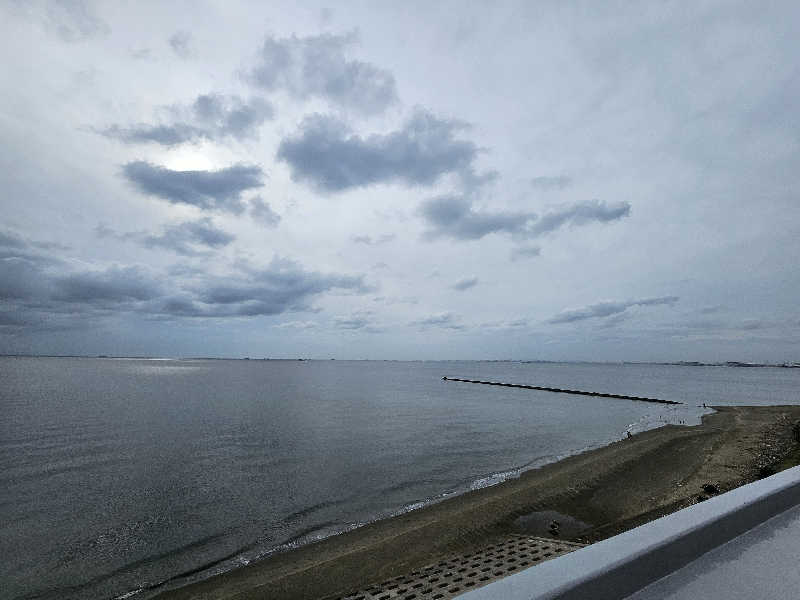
left=1, top=357, right=798, bottom=599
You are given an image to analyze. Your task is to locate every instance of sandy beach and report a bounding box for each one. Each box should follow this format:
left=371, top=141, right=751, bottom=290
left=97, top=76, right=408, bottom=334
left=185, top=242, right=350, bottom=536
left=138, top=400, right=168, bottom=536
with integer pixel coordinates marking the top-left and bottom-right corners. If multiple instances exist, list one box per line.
left=155, top=405, right=800, bottom=600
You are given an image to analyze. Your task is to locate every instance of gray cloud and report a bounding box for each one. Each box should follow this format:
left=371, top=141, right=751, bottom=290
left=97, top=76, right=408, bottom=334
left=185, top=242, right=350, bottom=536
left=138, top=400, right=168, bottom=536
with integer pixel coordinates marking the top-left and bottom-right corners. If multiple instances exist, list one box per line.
left=0, top=256, right=53, bottom=301
left=419, top=197, right=630, bottom=241
left=511, top=245, right=542, bottom=261
left=101, top=94, right=274, bottom=145
left=130, top=47, right=153, bottom=61
left=190, top=257, right=372, bottom=317
left=122, top=161, right=264, bottom=213
left=169, top=30, right=194, bottom=58
left=1, top=254, right=162, bottom=336
left=531, top=175, right=572, bottom=190
left=102, top=123, right=201, bottom=146
left=411, top=312, right=465, bottom=330
left=372, top=295, right=418, bottom=305
left=352, top=233, right=395, bottom=245
left=528, top=200, right=631, bottom=236
left=247, top=32, right=397, bottom=115
left=248, top=197, right=281, bottom=227
left=699, top=305, right=725, bottom=315
left=0, top=230, right=67, bottom=261
left=97, top=219, right=235, bottom=256
left=333, top=314, right=371, bottom=330
left=0, top=231, right=67, bottom=301
left=548, top=296, right=680, bottom=324
left=274, top=320, right=318, bottom=330
left=419, top=195, right=536, bottom=240
left=277, top=110, right=479, bottom=192
left=54, top=266, right=162, bottom=303
left=0, top=230, right=27, bottom=250
left=39, top=0, right=110, bottom=42
left=479, top=318, right=529, bottom=330
left=740, top=319, right=764, bottom=331
left=141, top=218, right=235, bottom=255
left=451, top=276, right=478, bottom=291
left=1, top=230, right=371, bottom=333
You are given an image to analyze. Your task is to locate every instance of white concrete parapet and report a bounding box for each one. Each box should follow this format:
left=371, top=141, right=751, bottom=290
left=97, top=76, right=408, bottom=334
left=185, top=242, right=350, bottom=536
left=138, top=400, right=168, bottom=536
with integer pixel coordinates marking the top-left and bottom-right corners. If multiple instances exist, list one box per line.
left=459, top=465, right=800, bottom=600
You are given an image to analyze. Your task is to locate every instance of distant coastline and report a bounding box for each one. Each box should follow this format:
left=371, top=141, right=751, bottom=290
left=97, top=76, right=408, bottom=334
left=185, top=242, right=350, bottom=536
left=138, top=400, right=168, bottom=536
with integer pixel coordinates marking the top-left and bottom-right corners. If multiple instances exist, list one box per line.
left=2, top=354, right=798, bottom=368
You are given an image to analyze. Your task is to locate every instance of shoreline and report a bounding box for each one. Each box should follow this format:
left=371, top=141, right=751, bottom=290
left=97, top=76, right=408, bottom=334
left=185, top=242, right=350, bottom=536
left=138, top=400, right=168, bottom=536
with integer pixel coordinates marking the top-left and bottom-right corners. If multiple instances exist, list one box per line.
left=154, top=405, right=800, bottom=600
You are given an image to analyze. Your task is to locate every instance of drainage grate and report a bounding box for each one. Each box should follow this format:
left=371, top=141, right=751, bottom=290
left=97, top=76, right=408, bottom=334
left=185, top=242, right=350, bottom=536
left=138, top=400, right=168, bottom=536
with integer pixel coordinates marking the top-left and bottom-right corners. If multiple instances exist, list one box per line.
left=335, top=535, right=585, bottom=600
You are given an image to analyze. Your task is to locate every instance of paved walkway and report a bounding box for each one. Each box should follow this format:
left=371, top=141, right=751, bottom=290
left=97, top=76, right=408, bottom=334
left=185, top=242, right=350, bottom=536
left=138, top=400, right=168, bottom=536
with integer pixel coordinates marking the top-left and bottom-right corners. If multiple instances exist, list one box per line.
left=333, top=534, right=585, bottom=600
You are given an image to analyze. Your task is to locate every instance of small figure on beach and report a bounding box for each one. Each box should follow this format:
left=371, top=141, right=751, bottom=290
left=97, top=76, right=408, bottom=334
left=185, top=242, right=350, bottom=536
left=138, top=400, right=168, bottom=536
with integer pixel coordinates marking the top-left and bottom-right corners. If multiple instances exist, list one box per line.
left=626, top=431, right=632, bottom=439
left=548, top=520, right=560, bottom=536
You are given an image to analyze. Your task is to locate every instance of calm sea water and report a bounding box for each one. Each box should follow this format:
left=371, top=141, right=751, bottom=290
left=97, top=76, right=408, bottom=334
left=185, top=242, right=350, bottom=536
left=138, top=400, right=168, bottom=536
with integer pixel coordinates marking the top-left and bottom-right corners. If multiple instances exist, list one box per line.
left=1, top=358, right=798, bottom=600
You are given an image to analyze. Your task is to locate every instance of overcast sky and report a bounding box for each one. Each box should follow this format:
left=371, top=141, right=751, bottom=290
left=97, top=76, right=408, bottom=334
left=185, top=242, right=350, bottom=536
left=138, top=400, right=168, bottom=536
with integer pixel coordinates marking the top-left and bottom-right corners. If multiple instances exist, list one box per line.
left=2, top=1, right=799, bottom=361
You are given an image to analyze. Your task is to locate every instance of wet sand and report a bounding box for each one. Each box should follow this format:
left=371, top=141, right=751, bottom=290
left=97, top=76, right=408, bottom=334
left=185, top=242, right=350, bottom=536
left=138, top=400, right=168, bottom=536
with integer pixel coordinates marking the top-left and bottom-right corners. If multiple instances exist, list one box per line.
left=156, top=405, right=800, bottom=600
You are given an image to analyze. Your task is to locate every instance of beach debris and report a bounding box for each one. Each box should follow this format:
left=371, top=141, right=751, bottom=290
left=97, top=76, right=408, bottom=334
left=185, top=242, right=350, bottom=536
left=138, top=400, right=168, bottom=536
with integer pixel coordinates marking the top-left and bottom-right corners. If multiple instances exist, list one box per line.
left=696, top=494, right=708, bottom=502
left=702, top=483, right=720, bottom=495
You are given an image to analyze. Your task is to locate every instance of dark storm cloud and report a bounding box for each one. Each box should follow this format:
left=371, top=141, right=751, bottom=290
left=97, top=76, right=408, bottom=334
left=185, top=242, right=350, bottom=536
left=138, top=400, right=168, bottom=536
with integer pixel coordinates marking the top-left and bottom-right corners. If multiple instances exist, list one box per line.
left=248, top=197, right=281, bottom=227
left=548, top=296, right=680, bottom=324
left=247, top=32, right=397, bottom=115
left=531, top=175, right=572, bottom=190
left=122, top=161, right=264, bottom=213
left=100, top=94, right=274, bottom=145
left=451, top=276, right=478, bottom=291
left=419, top=197, right=630, bottom=241
left=277, top=110, right=478, bottom=192
left=168, top=30, right=194, bottom=58
left=141, top=218, right=235, bottom=255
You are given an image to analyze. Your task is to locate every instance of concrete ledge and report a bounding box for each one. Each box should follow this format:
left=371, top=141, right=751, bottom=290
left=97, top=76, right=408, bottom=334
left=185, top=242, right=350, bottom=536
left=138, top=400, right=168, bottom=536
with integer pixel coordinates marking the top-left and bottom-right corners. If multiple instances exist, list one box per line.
left=459, top=465, right=800, bottom=600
